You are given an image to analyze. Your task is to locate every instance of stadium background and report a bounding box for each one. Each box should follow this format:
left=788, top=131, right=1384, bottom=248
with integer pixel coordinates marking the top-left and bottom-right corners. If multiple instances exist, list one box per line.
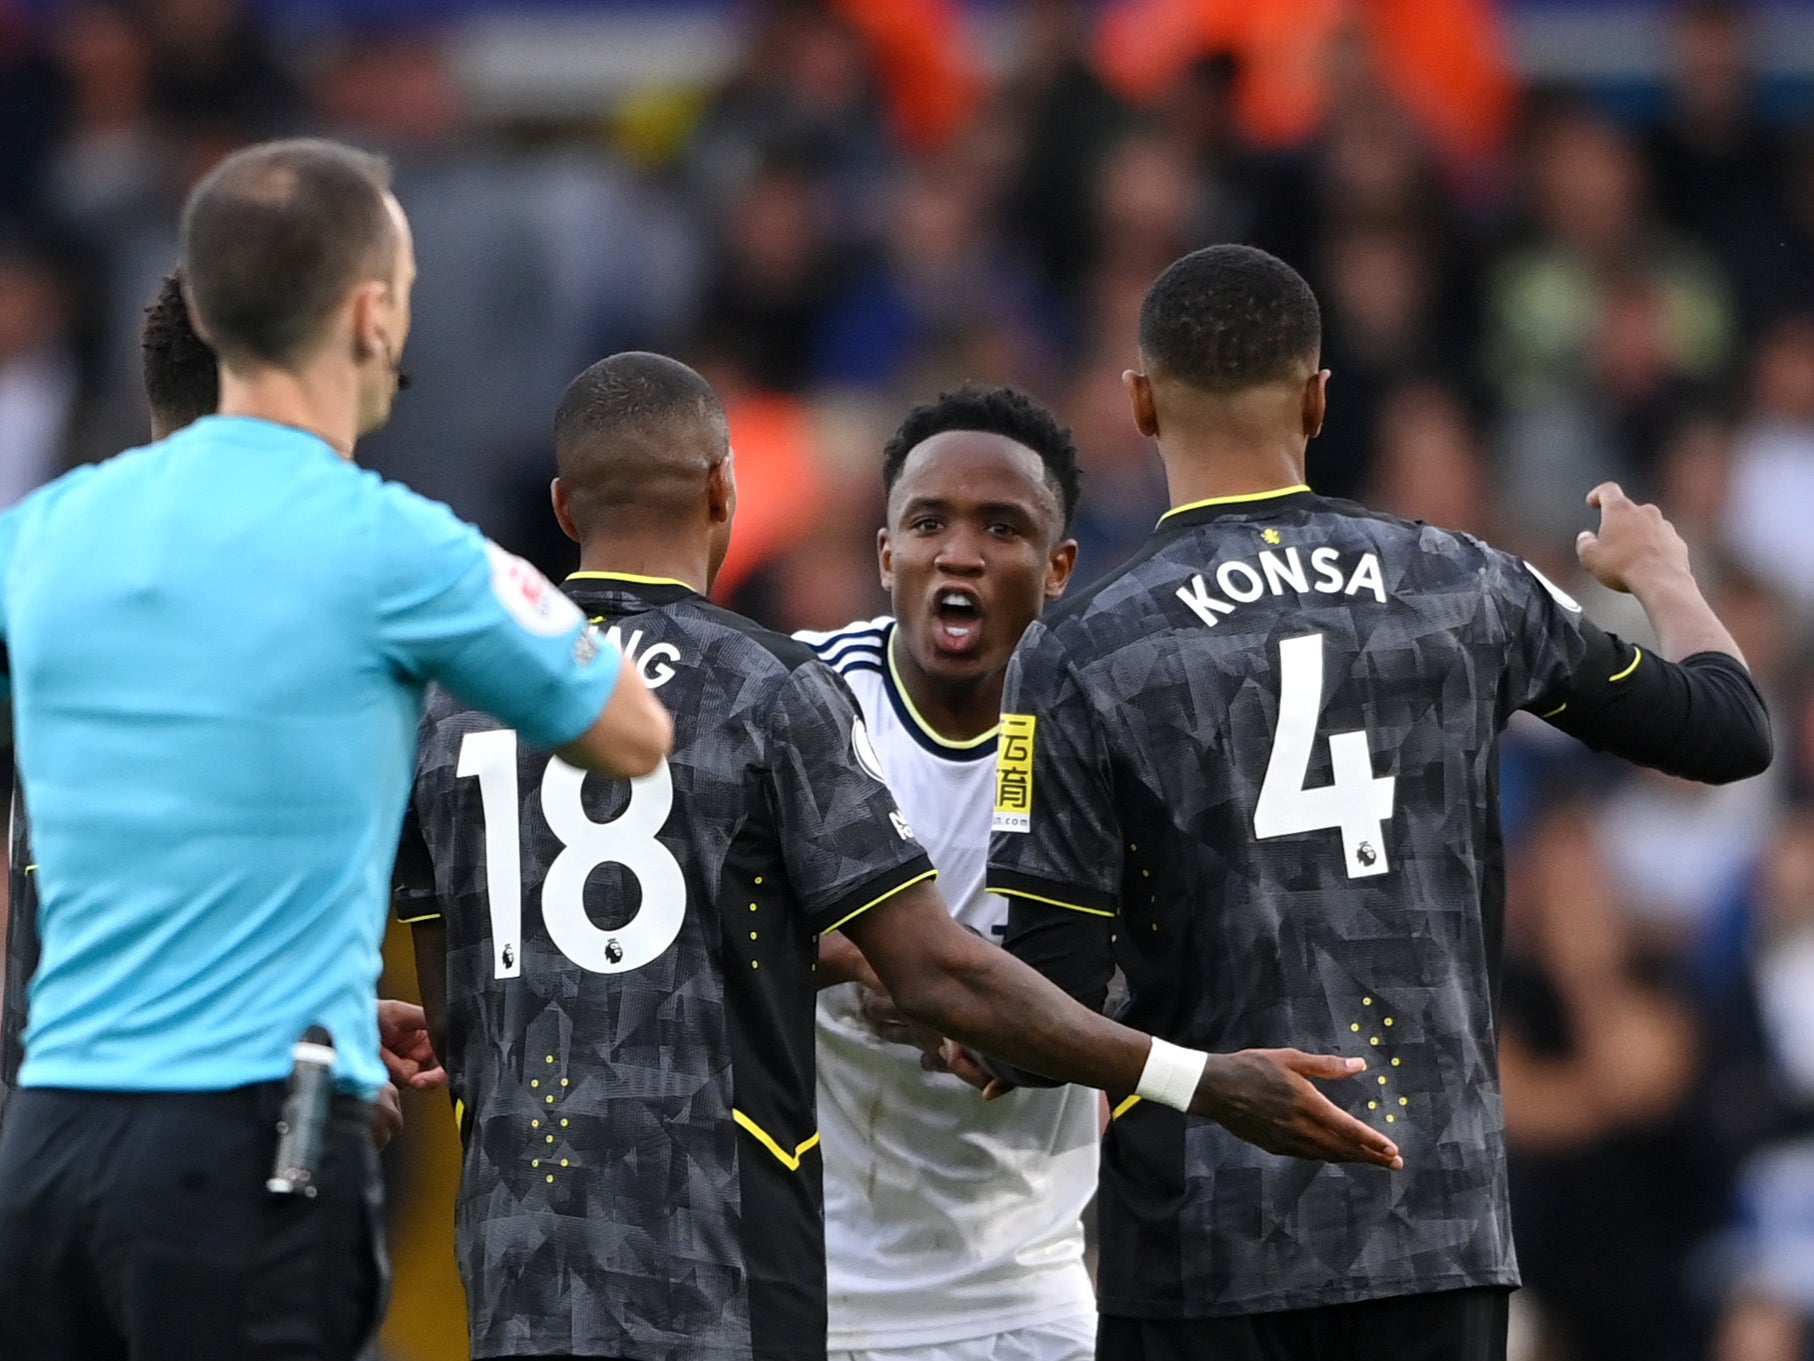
left=2, top=0, right=1814, bottom=1357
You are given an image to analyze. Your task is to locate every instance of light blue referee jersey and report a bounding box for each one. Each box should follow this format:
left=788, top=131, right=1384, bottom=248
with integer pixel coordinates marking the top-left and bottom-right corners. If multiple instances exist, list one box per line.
left=0, top=416, right=622, bottom=1096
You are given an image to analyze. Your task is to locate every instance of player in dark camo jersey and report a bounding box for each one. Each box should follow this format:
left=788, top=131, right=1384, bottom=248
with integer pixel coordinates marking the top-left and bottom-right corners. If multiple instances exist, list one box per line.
left=394, top=352, right=1409, bottom=1361
left=1, top=272, right=219, bottom=1116
left=982, top=246, right=1773, bottom=1361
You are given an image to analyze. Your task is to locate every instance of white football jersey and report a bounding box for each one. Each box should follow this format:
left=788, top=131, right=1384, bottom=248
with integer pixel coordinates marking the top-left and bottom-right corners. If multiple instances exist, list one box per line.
left=797, top=618, right=1099, bottom=1350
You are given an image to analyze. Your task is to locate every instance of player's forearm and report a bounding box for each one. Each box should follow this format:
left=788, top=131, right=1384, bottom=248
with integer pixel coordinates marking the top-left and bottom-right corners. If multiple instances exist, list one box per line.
left=884, top=927, right=1150, bottom=1093
left=1548, top=615, right=1771, bottom=785
left=1628, top=566, right=1744, bottom=666
left=409, top=921, right=451, bottom=1064
left=556, top=668, right=673, bottom=779
left=816, top=932, right=881, bottom=992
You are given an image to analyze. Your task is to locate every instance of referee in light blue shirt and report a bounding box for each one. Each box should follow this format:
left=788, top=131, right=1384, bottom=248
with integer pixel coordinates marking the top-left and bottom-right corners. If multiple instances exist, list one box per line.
left=0, top=139, right=672, bottom=1361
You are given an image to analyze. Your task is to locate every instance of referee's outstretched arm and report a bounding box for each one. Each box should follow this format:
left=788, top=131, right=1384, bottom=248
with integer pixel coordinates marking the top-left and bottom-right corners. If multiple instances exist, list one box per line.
left=555, top=660, right=672, bottom=778
left=1528, top=482, right=1771, bottom=784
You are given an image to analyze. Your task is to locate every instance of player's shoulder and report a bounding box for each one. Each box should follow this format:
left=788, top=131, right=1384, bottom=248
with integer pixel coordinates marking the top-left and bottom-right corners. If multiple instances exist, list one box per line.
left=792, top=616, right=890, bottom=679
left=1313, top=494, right=1490, bottom=559
left=679, top=597, right=824, bottom=674
left=1035, top=532, right=1184, bottom=657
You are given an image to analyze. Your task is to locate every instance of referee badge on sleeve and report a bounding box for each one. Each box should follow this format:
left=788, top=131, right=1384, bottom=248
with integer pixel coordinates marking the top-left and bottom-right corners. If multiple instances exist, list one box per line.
left=487, top=541, right=585, bottom=637
left=993, top=714, right=1036, bottom=833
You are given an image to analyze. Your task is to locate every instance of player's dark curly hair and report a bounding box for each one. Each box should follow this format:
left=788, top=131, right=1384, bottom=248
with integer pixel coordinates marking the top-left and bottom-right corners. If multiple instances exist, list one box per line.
left=141, top=270, right=218, bottom=433
left=881, top=384, right=1082, bottom=532
left=1138, top=244, right=1321, bottom=393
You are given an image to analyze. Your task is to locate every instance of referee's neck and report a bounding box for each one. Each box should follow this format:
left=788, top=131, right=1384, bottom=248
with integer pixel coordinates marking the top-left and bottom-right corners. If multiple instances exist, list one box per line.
left=216, top=369, right=359, bottom=460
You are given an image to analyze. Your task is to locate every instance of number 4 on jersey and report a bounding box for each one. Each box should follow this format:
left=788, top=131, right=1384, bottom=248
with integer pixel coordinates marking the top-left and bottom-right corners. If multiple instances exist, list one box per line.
left=1254, top=633, right=1396, bottom=878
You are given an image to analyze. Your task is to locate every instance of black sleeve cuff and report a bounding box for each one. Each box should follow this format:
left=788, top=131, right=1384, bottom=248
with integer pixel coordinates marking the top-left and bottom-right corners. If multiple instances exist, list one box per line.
left=1544, top=645, right=1771, bottom=785
left=392, top=889, right=443, bottom=926
left=809, top=853, right=938, bottom=937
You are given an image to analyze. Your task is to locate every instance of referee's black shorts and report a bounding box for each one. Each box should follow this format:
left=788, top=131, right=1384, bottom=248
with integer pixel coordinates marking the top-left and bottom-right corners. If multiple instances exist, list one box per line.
left=0, top=1083, right=386, bottom=1361
left=1099, top=1287, right=1510, bottom=1361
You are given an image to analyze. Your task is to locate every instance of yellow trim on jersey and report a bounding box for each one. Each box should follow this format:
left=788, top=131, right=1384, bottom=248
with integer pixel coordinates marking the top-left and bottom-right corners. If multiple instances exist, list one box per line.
left=733, top=1109, right=822, bottom=1171
left=21, top=864, right=36, bottom=875
left=397, top=910, right=443, bottom=925
left=453, top=1098, right=464, bottom=1131
left=989, top=885, right=1116, bottom=918
left=820, top=868, right=939, bottom=937
left=1111, top=1094, right=1142, bottom=1120
left=1538, top=702, right=1567, bottom=720
left=1609, top=647, right=1643, bottom=683
left=887, top=633, right=1000, bottom=749
left=564, top=570, right=696, bottom=590
left=1158, top=484, right=1310, bottom=525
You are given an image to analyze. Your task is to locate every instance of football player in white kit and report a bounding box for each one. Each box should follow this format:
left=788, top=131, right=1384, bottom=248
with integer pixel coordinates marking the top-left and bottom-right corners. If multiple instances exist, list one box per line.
left=801, top=386, right=1099, bottom=1361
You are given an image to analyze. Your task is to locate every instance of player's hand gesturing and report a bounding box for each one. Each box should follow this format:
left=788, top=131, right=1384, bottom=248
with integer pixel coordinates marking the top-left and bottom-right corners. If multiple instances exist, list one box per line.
left=1575, top=482, right=1692, bottom=595
left=378, top=998, right=447, bottom=1091
left=1191, top=1049, right=1403, bottom=1170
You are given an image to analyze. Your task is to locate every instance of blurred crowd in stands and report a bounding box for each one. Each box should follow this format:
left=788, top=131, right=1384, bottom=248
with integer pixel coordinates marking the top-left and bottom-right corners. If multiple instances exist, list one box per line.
left=4, top=1, right=1814, bottom=1358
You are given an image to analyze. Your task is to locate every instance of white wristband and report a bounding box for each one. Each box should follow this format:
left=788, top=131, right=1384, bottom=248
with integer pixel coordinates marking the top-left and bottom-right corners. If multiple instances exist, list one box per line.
left=1136, top=1037, right=1209, bottom=1112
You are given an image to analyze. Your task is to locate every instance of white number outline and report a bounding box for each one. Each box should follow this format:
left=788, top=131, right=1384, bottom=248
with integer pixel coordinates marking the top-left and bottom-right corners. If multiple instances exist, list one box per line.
left=456, top=729, right=685, bottom=978
left=1253, top=633, right=1396, bottom=878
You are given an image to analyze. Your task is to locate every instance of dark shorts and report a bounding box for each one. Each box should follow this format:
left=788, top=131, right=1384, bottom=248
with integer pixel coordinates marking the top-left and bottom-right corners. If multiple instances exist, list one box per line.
left=1099, top=1287, right=1511, bottom=1361
left=0, top=1083, right=386, bottom=1361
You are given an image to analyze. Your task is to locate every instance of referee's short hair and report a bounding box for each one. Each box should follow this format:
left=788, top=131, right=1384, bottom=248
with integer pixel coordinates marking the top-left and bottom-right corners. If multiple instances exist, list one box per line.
left=1139, top=245, right=1322, bottom=393
left=180, top=139, right=396, bottom=368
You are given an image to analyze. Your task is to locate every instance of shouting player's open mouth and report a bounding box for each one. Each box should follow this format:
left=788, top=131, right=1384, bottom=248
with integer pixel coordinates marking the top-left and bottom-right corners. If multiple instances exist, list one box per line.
left=933, top=587, right=984, bottom=655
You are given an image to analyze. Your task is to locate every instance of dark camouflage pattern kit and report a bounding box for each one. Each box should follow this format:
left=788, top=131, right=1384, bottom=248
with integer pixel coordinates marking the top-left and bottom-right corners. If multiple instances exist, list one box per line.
left=990, top=490, right=1632, bottom=1318
left=396, top=577, right=932, bottom=1361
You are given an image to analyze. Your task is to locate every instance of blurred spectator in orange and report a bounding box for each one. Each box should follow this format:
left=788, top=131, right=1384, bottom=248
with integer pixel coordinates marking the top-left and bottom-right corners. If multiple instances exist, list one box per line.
left=1724, top=314, right=1814, bottom=617
left=826, top=0, right=977, bottom=154
left=1094, top=0, right=1515, bottom=167
left=707, top=378, right=829, bottom=603
left=1502, top=802, right=1710, bottom=1361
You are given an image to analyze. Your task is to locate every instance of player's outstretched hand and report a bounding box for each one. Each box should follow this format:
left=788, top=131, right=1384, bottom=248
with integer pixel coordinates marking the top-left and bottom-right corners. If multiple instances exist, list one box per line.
left=930, top=1039, right=1015, bottom=1101
left=1191, top=1049, right=1403, bottom=1170
left=377, top=998, right=446, bottom=1091
left=1575, top=483, right=1692, bottom=596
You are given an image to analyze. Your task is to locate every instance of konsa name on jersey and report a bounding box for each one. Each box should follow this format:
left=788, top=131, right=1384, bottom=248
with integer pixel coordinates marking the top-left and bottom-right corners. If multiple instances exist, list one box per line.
left=1176, top=546, right=1386, bottom=627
